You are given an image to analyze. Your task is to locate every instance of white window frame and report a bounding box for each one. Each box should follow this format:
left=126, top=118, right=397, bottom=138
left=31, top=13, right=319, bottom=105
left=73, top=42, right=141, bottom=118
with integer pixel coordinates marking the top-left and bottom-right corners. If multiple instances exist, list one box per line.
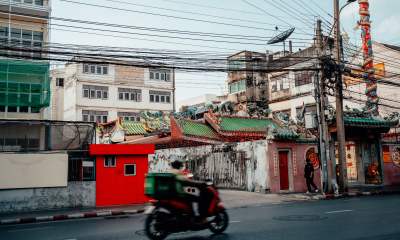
left=118, top=88, right=142, bottom=102
left=56, top=78, right=64, bottom=87
left=150, top=69, right=171, bottom=81
left=229, top=80, right=245, bottom=94
left=104, top=156, right=116, bottom=168
left=83, top=64, right=109, bottom=75
left=125, top=164, right=136, bottom=176
left=83, top=110, right=108, bottom=123
left=83, top=85, right=108, bottom=100
left=149, top=91, right=171, bottom=104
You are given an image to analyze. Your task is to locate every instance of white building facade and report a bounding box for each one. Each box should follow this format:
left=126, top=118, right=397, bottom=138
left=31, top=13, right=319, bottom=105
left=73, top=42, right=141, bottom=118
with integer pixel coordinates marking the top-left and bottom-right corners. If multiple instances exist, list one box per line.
left=51, top=57, right=175, bottom=123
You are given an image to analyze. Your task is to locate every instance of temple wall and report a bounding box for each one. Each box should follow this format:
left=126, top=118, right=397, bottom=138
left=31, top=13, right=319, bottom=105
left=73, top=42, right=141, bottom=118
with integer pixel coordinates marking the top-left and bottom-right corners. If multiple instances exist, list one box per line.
left=383, top=144, right=400, bottom=186
left=148, top=140, right=269, bottom=192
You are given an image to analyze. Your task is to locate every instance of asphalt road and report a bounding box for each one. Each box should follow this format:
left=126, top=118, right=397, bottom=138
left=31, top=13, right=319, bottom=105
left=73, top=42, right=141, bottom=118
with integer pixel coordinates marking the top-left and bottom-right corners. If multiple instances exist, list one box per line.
left=1, top=195, right=400, bottom=240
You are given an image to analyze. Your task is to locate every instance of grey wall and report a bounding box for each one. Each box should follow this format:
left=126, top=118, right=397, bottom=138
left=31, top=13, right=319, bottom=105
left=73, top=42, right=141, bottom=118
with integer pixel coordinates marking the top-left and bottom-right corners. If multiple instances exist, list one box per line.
left=149, top=140, right=269, bottom=192
left=0, top=181, right=95, bottom=212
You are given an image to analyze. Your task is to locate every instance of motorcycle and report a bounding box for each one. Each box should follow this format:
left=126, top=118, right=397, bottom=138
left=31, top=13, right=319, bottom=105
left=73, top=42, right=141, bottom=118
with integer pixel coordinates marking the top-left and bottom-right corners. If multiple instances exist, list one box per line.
left=144, top=179, right=229, bottom=240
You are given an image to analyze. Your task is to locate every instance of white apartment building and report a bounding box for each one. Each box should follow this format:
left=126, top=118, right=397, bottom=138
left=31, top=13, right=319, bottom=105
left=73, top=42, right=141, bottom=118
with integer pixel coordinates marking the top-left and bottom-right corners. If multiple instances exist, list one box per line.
left=50, top=57, right=175, bottom=123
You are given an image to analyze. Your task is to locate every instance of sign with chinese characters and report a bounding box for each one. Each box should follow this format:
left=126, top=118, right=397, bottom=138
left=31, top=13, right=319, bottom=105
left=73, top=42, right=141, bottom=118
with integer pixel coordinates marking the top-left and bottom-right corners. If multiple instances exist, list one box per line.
left=293, top=152, right=297, bottom=176
left=304, top=147, right=319, bottom=169
left=344, top=62, right=385, bottom=85
left=382, top=145, right=390, bottom=163
left=392, top=147, right=400, bottom=167
left=115, top=66, right=144, bottom=84
left=273, top=151, right=278, bottom=176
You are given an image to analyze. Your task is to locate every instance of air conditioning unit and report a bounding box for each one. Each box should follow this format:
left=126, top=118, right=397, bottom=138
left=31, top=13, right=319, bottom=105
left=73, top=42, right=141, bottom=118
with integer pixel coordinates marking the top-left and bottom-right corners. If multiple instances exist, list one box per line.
left=305, top=112, right=318, bottom=130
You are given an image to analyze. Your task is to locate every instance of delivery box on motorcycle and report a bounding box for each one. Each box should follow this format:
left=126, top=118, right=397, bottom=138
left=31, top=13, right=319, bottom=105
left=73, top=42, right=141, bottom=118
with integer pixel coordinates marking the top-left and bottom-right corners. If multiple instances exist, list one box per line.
left=144, top=173, right=180, bottom=199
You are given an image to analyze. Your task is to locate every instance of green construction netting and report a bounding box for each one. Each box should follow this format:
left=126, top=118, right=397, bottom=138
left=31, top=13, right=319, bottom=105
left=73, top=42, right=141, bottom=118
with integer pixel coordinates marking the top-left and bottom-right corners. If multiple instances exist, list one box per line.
left=0, top=58, right=50, bottom=110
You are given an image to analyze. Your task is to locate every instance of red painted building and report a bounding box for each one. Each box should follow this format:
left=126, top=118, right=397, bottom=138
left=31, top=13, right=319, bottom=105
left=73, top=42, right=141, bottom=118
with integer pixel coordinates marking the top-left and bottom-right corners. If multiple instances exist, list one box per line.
left=89, top=144, right=154, bottom=206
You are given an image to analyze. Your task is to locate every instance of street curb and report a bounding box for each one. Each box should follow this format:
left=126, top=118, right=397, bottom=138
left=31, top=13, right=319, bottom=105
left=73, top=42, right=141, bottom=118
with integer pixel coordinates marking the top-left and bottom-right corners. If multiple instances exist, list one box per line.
left=282, top=190, right=400, bottom=201
left=0, top=209, right=144, bottom=225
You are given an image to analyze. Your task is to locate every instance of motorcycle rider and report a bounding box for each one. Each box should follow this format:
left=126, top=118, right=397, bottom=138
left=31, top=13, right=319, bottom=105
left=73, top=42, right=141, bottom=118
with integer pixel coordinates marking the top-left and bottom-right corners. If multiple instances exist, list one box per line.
left=168, top=156, right=206, bottom=223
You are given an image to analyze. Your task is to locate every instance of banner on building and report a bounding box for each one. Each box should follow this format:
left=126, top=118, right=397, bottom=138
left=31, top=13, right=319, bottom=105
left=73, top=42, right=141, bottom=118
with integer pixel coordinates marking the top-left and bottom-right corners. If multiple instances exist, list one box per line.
left=344, top=62, right=385, bottom=85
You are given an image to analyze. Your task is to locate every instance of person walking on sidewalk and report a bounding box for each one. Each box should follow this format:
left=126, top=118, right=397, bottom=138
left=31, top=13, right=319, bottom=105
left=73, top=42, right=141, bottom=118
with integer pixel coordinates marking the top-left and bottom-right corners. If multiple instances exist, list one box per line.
left=304, top=158, right=318, bottom=193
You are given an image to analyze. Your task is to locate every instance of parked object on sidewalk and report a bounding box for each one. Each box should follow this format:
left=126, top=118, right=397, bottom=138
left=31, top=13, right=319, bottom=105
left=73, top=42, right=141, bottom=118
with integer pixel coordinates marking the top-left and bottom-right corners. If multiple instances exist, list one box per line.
left=304, top=158, right=318, bottom=192
left=144, top=175, right=228, bottom=240
left=365, top=162, right=382, bottom=184
left=331, top=179, right=339, bottom=194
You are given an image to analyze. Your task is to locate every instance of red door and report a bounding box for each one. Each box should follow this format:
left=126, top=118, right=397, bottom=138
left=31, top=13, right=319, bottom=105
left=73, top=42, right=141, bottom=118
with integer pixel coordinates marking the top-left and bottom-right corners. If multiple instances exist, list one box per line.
left=279, top=152, right=289, bottom=190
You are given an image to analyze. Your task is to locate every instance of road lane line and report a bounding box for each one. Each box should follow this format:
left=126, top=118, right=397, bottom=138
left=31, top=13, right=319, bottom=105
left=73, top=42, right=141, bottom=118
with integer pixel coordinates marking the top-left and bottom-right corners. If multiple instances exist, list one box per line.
left=8, top=227, right=53, bottom=233
left=262, top=206, right=283, bottom=208
left=230, top=221, right=241, bottom=223
left=326, top=210, right=354, bottom=214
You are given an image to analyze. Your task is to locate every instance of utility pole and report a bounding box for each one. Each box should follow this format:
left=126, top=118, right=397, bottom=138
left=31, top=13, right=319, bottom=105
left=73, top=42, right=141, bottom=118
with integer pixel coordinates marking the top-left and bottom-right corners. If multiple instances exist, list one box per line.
left=316, top=20, right=332, bottom=193
left=334, top=0, right=348, bottom=192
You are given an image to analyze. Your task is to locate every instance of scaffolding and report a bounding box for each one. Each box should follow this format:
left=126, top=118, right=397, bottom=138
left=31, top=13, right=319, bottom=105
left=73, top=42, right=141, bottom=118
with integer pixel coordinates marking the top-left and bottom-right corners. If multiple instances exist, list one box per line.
left=0, top=58, right=50, bottom=112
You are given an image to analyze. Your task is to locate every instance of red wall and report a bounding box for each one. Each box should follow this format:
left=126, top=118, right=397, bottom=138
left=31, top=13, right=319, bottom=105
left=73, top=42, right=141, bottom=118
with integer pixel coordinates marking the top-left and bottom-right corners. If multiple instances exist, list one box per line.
left=383, top=145, right=400, bottom=186
left=268, top=142, right=321, bottom=193
left=96, top=155, right=148, bottom=206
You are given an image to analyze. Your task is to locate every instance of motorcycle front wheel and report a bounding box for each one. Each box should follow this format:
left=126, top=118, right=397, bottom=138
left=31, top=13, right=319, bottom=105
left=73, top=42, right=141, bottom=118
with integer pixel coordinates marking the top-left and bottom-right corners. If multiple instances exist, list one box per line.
left=145, top=213, right=169, bottom=240
left=209, top=209, right=229, bottom=234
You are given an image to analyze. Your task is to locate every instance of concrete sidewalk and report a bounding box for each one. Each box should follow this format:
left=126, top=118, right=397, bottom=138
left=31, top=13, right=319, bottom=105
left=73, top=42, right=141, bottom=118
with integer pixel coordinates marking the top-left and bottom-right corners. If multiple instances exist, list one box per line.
left=278, top=185, right=400, bottom=201
left=0, top=204, right=145, bottom=225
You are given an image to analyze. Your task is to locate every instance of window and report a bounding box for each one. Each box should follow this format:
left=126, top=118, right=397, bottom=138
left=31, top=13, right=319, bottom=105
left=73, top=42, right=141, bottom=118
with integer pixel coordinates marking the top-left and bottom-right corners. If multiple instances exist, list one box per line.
left=56, top=78, right=64, bottom=87
left=0, top=82, right=41, bottom=114
left=295, top=71, right=314, bottom=87
left=83, top=64, right=108, bottom=75
left=118, top=88, right=141, bottom=102
left=228, top=57, right=245, bottom=71
left=296, top=105, right=317, bottom=116
left=125, top=164, right=136, bottom=176
left=150, top=69, right=171, bottom=81
left=3, top=27, right=44, bottom=58
left=149, top=91, right=171, bottom=103
left=118, top=112, right=141, bottom=121
left=83, top=85, right=108, bottom=100
left=82, top=110, right=108, bottom=123
left=104, top=156, right=116, bottom=167
left=229, top=80, right=245, bottom=94
left=271, top=74, right=289, bottom=93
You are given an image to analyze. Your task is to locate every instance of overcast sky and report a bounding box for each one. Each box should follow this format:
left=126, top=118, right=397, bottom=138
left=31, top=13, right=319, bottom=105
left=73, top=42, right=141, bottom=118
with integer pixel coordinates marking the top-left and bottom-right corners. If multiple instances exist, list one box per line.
left=51, top=0, right=400, bottom=102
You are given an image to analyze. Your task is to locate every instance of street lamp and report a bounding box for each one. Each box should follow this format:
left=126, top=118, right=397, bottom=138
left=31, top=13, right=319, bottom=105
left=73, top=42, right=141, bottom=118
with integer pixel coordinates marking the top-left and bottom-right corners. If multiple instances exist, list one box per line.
left=322, top=0, right=357, bottom=51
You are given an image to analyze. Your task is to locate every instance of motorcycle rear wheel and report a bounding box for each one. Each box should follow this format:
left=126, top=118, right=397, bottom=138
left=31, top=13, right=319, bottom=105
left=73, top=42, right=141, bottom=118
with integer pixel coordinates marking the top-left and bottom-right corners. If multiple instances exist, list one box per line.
left=145, top=214, right=169, bottom=240
left=209, top=209, right=229, bottom=234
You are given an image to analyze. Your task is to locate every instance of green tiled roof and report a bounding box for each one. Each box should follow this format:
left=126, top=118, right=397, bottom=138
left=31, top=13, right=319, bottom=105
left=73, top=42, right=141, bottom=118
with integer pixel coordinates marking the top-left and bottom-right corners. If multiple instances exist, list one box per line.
left=182, top=120, right=220, bottom=139
left=122, top=120, right=168, bottom=135
left=218, top=117, right=281, bottom=132
left=344, top=118, right=398, bottom=128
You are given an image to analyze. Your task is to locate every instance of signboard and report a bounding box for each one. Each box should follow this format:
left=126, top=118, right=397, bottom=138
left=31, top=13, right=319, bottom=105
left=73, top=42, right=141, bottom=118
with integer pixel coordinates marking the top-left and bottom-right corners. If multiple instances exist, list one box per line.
left=392, top=147, right=400, bottom=167
left=115, top=66, right=144, bottom=84
left=383, top=152, right=391, bottom=163
left=273, top=151, right=278, bottom=176
left=305, top=147, right=319, bottom=169
left=344, top=62, right=385, bottom=85
left=293, top=152, right=297, bottom=176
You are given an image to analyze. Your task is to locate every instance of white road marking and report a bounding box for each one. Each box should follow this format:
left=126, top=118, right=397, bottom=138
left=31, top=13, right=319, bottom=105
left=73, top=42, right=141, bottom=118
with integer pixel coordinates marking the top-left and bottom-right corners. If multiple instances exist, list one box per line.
left=262, top=206, right=283, bottom=208
left=254, top=205, right=261, bottom=207
left=8, top=227, right=53, bottom=233
left=326, top=210, right=354, bottom=214
left=230, top=221, right=241, bottom=223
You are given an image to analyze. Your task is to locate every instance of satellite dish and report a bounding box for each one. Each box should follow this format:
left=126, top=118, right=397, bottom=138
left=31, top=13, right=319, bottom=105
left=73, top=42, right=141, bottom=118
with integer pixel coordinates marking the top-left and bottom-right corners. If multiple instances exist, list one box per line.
left=267, top=27, right=295, bottom=57
left=268, top=28, right=295, bottom=44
